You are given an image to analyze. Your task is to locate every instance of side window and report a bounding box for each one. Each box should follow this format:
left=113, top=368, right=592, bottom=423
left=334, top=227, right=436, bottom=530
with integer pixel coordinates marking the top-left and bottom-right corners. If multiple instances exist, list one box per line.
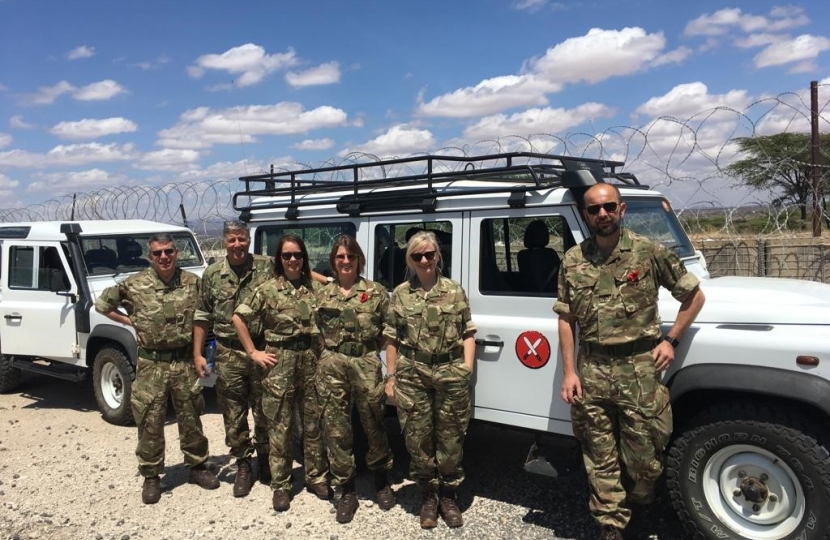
left=9, top=246, right=34, bottom=288
left=256, top=223, right=356, bottom=279
left=373, top=222, right=452, bottom=289
left=39, top=246, right=70, bottom=291
left=479, top=216, right=574, bottom=297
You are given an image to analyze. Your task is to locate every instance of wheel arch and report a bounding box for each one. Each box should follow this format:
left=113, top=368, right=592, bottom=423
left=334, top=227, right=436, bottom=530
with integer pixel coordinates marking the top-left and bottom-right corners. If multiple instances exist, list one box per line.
left=87, top=326, right=137, bottom=366
left=667, top=364, right=830, bottom=435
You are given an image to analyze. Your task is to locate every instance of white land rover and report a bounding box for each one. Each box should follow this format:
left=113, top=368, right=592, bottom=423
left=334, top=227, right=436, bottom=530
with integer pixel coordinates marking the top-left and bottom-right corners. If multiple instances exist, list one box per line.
left=0, top=220, right=207, bottom=425
left=232, top=152, right=830, bottom=540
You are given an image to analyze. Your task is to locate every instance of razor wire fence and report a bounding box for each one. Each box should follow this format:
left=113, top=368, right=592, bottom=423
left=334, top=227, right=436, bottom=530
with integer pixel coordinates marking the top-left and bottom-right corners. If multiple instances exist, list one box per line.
left=2, top=83, right=829, bottom=282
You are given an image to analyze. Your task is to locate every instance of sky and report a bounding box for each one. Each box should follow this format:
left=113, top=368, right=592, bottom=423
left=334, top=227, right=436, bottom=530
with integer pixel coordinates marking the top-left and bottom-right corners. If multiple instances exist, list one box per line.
left=1, top=0, right=829, bottom=212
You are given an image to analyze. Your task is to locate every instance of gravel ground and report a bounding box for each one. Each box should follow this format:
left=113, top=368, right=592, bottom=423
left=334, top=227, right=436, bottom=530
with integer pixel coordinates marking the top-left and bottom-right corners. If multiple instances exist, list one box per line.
left=0, top=373, right=690, bottom=540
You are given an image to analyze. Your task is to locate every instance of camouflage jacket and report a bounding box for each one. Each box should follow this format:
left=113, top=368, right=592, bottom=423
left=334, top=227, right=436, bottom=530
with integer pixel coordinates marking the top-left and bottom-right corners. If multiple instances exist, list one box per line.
left=316, top=277, right=389, bottom=352
left=553, top=229, right=700, bottom=345
left=194, top=254, right=273, bottom=339
left=234, top=275, right=320, bottom=345
left=95, top=267, right=200, bottom=350
left=383, top=275, right=476, bottom=353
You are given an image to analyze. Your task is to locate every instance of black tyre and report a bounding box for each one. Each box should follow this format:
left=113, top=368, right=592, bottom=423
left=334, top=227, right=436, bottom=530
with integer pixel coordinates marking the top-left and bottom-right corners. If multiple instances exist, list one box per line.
left=667, top=402, right=830, bottom=540
left=92, top=346, right=135, bottom=425
left=0, top=354, right=22, bottom=393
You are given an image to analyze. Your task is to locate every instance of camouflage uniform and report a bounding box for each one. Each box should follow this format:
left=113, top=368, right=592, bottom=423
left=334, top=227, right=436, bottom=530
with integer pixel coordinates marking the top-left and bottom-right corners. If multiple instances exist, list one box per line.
left=553, top=229, right=700, bottom=529
left=234, top=275, right=328, bottom=491
left=383, top=275, right=476, bottom=490
left=95, top=267, right=209, bottom=478
left=316, top=277, right=393, bottom=487
left=195, top=254, right=272, bottom=460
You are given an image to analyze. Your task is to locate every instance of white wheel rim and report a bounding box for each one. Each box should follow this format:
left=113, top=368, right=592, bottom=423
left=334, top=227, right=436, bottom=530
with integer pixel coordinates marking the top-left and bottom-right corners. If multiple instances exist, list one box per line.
left=100, top=362, right=123, bottom=409
left=702, top=443, right=805, bottom=539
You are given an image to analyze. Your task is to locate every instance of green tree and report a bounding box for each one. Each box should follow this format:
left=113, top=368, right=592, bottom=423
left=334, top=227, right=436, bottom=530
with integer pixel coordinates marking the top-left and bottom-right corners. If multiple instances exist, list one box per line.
left=726, top=132, right=830, bottom=221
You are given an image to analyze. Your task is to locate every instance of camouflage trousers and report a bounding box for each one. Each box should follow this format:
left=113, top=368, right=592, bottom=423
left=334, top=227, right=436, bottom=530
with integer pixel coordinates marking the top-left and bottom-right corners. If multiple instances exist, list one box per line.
left=131, top=357, right=209, bottom=477
left=316, top=350, right=393, bottom=486
left=260, top=346, right=328, bottom=491
left=214, top=343, right=268, bottom=459
left=571, top=349, right=672, bottom=529
left=394, top=354, right=472, bottom=490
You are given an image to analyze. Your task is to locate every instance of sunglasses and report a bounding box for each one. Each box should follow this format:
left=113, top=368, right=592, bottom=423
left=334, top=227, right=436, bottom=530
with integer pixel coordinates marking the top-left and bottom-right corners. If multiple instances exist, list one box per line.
left=280, top=251, right=304, bottom=261
left=335, top=253, right=358, bottom=261
left=585, top=202, right=619, bottom=215
left=410, top=250, right=437, bottom=262
left=151, top=248, right=176, bottom=257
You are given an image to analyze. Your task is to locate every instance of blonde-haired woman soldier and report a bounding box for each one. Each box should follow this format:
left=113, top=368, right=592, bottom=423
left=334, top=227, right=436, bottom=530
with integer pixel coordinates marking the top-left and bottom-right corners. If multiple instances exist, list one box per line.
left=316, top=234, right=395, bottom=523
left=383, top=230, right=476, bottom=529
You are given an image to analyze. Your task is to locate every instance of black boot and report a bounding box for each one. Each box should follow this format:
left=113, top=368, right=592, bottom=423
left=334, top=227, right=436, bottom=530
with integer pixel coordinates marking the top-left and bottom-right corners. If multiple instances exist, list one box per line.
left=439, top=487, right=463, bottom=527
left=336, top=480, right=359, bottom=524
left=374, top=470, right=396, bottom=511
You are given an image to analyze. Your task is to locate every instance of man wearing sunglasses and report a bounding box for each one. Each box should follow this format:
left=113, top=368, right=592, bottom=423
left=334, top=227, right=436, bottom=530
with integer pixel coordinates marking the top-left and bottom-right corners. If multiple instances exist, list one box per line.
left=553, top=183, right=705, bottom=540
left=193, top=220, right=274, bottom=497
left=96, top=233, right=220, bottom=505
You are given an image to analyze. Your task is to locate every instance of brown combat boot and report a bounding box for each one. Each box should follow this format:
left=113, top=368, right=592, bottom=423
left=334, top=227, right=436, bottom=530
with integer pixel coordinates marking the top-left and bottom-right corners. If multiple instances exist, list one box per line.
left=233, top=458, right=253, bottom=498
left=419, top=488, right=439, bottom=529
left=335, top=480, right=359, bottom=524
left=257, top=453, right=271, bottom=485
left=306, top=481, right=333, bottom=500
left=600, top=525, right=624, bottom=540
left=272, top=489, right=291, bottom=512
left=141, top=475, right=161, bottom=504
left=374, top=470, right=396, bottom=511
left=188, top=464, right=220, bottom=490
left=439, top=488, right=463, bottom=528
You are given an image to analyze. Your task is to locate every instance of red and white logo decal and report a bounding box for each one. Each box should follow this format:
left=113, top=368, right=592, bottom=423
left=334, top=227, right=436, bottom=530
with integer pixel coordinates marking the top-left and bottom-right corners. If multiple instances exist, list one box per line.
left=515, top=330, right=551, bottom=369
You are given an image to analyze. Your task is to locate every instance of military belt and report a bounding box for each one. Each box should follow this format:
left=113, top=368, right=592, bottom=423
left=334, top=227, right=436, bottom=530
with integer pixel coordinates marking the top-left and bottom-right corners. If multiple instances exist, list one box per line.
left=216, top=335, right=263, bottom=351
left=399, top=344, right=463, bottom=365
left=333, top=341, right=376, bottom=357
left=268, top=335, right=314, bottom=351
left=138, top=345, right=191, bottom=362
left=583, top=339, right=656, bottom=358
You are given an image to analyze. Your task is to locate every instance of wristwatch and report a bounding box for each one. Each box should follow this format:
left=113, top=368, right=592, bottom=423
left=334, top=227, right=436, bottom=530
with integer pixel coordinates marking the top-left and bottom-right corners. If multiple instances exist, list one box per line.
left=663, top=335, right=680, bottom=348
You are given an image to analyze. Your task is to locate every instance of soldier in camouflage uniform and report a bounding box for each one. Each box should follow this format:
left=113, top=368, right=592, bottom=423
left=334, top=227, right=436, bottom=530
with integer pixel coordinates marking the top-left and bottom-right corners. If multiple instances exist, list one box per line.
left=554, top=184, right=706, bottom=540
left=316, top=235, right=395, bottom=523
left=231, top=234, right=331, bottom=512
left=95, top=233, right=220, bottom=505
left=193, top=220, right=272, bottom=498
left=383, top=231, right=476, bottom=529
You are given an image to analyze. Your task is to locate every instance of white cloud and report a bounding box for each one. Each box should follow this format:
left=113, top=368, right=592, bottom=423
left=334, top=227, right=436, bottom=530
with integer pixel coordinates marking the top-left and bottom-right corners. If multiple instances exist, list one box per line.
left=9, top=115, right=34, bottom=129
left=25, top=80, right=76, bottom=105
left=285, top=62, right=341, bottom=88
left=292, top=138, right=334, bottom=151
left=135, top=54, right=170, bottom=71
left=634, top=82, right=752, bottom=119
left=49, top=117, right=138, bottom=140
left=340, top=125, right=435, bottom=157
left=512, top=0, right=547, bottom=13
left=67, top=45, right=95, bottom=60
left=177, top=159, right=266, bottom=181
left=753, top=34, right=830, bottom=70
left=74, top=80, right=127, bottom=101
left=734, top=33, right=781, bottom=48
left=0, top=142, right=136, bottom=169
left=0, top=133, right=11, bottom=148
left=463, top=102, right=616, bottom=140
left=684, top=6, right=809, bottom=37
left=27, top=169, right=122, bottom=193
left=188, top=44, right=297, bottom=87
left=0, top=172, right=19, bottom=189
left=417, top=27, right=673, bottom=119
left=157, top=103, right=348, bottom=150
left=135, top=149, right=201, bottom=171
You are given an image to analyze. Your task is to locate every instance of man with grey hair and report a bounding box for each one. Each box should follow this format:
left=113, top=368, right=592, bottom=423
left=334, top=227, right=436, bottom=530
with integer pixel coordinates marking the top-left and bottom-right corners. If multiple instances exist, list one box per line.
left=96, top=232, right=219, bottom=504
left=194, top=220, right=274, bottom=497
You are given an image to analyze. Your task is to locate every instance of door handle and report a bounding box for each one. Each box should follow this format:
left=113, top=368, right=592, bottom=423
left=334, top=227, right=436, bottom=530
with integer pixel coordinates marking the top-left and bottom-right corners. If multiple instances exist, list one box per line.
left=4, top=314, right=22, bottom=321
left=475, top=338, right=504, bottom=347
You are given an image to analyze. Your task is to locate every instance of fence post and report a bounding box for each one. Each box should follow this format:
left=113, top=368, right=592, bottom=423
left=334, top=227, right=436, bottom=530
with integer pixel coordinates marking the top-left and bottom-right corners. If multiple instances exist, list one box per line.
left=757, top=238, right=766, bottom=277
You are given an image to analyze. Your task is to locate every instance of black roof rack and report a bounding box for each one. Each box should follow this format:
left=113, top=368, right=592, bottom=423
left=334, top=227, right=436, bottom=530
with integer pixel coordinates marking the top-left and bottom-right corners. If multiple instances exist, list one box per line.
left=233, top=151, right=641, bottom=219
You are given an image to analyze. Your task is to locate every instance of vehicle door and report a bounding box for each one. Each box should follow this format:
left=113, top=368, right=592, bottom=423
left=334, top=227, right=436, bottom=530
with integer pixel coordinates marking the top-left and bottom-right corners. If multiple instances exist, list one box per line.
left=0, top=241, right=79, bottom=362
left=467, top=207, right=585, bottom=436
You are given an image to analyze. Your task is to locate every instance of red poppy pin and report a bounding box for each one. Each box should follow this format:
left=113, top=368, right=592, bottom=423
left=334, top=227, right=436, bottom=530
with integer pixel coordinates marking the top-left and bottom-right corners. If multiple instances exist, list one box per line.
left=627, top=270, right=640, bottom=282
left=360, top=292, right=369, bottom=303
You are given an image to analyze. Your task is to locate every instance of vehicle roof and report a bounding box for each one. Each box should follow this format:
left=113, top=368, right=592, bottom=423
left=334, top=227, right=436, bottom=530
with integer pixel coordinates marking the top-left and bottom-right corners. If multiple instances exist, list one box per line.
left=0, top=220, right=192, bottom=241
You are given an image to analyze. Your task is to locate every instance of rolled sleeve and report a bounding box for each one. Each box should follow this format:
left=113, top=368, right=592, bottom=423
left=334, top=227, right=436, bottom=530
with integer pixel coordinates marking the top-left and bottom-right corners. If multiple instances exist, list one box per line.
left=459, top=289, right=476, bottom=335
left=655, top=246, right=701, bottom=302
left=671, top=272, right=701, bottom=302
left=553, top=265, right=570, bottom=315
left=94, top=283, right=124, bottom=313
left=382, top=293, right=399, bottom=342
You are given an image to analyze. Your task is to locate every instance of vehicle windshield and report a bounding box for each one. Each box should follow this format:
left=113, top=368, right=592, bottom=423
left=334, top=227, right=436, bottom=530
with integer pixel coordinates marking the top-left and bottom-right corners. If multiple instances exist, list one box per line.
left=623, top=198, right=695, bottom=258
left=80, top=233, right=203, bottom=275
